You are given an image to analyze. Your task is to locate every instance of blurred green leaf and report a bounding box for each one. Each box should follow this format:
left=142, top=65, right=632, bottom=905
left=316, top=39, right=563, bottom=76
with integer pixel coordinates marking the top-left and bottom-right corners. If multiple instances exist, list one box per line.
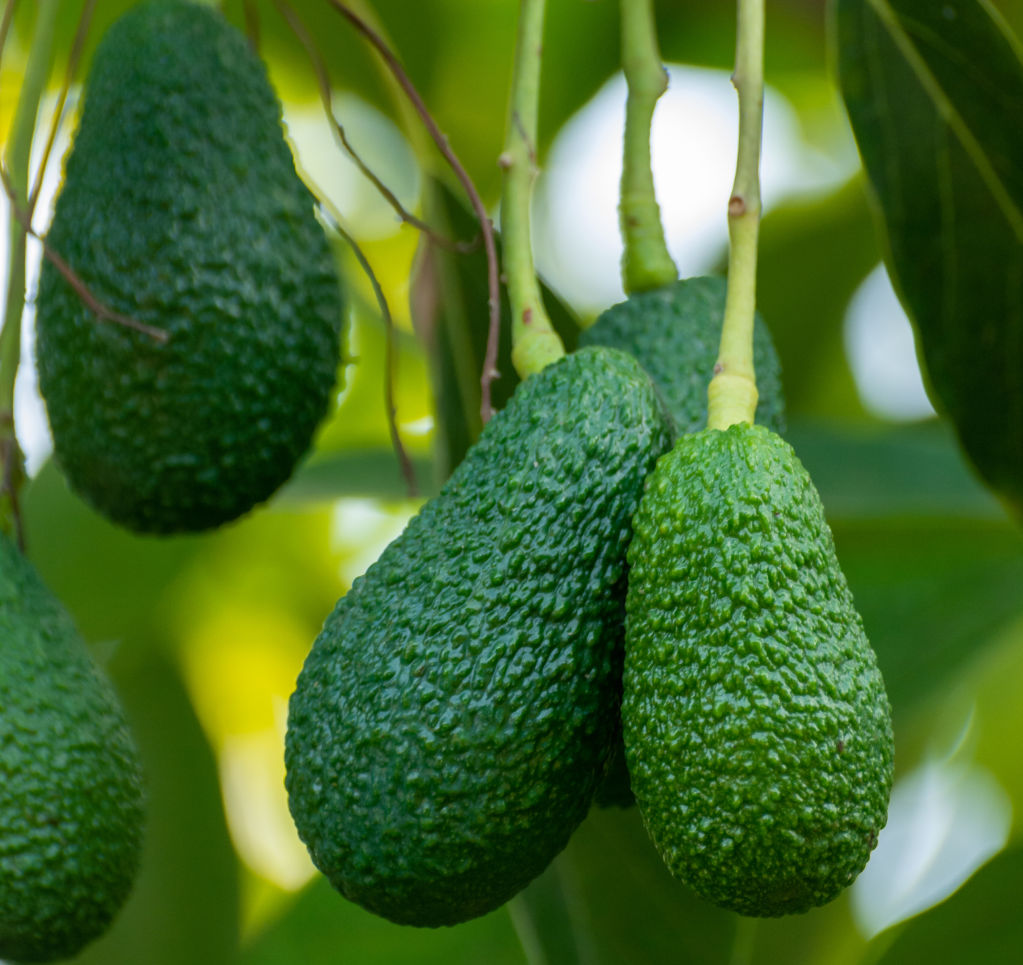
left=788, top=421, right=1023, bottom=713
left=21, top=460, right=201, bottom=644
left=755, top=178, right=880, bottom=421
left=871, top=844, right=1023, bottom=963
left=239, top=876, right=522, bottom=965
left=71, top=648, right=240, bottom=965
left=411, top=177, right=580, bottom=481
left=835, top=0, right=1023, bottom=516
left=789, top=421, right=1003, bottom=522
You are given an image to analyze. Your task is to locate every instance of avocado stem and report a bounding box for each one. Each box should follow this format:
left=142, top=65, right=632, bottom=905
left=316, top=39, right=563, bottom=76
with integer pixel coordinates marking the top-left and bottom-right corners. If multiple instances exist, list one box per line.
left=0, top=0, right=60, bottom=545
left=501, top=0, right=565, bottom=381
left=706, top=0, right=764, bottom=432
left=619, top=0, right=678, bottom=295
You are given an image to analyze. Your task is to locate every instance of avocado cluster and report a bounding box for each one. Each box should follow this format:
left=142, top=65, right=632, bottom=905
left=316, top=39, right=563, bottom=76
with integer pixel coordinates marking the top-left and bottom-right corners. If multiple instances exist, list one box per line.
left=286, top=347, right=673, bottom=926
left=623, top=423, right=894, bottom=916
left=0, top=535, right=145, bottom=962
left=35, top=0, right=344, bottom=534
left=580, top=276, right=785, bottom=438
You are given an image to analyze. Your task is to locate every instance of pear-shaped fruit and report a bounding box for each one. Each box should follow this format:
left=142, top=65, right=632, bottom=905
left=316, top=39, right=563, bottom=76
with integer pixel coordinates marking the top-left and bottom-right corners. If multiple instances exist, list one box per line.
left=286, top=347, right=673, bottom=927
left=0, top=535, right=145, bottom=961
left=35, top=0, right=344, bottom=534
left=623, top=423, right=893, bottom=916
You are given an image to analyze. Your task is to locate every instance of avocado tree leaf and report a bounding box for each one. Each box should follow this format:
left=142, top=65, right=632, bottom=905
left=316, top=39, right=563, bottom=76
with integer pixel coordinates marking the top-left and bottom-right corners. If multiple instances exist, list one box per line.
left=789, top=421, right=1023, bottom=712
left=410, top=177, right=580, bottom=482
left=834, top=0, right=1023, bottom=518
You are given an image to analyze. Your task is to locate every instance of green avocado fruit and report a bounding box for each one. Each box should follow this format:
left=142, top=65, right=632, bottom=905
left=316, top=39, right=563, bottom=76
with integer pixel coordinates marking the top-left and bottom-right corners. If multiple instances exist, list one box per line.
left=0, top=535, right=145, bottom=962
left=586, top=275, right=786, bottom=809
left=623, top=423, right=894, bottom=917
left=285, top=347, right=673, bottom=927
left=35, top=0, right=344, bottom=534
left=579, top=276, right=785, bottom=438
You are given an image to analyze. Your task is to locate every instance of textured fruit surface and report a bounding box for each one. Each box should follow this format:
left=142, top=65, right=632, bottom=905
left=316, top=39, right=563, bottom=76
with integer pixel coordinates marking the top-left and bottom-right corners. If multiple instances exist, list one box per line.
left=0, top=536, right=145, bottom=962
left=579, top=276, right=785, bottom=437
left=35, top=0, right=344, bottom=534
left=286, top=347, right=673, bottom=927
left=624, top=423, right=894, bottom=917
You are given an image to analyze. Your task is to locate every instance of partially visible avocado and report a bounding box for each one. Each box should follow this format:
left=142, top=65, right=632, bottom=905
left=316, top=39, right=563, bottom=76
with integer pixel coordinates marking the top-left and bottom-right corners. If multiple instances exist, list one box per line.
left=286, top=347, right=673, bottom=927
left=623, top=423, right=893, bottom=917
left=579, top=276, right=785, bottom=437
left=35, top=0, right=344, bottom=534
left=0, top=535, right=145, bottom=962
left=585, top=275, right=786, bottom=808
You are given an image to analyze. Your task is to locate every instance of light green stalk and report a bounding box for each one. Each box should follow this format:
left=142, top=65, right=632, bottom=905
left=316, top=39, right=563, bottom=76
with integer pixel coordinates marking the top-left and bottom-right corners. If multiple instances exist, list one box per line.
left=1, top=0, right=60, bottom=542
left=619, top=0, right=677, bottom=294
left=706, top=0, right=764, bottom=431
left=502, top=0, right=563, bottom=380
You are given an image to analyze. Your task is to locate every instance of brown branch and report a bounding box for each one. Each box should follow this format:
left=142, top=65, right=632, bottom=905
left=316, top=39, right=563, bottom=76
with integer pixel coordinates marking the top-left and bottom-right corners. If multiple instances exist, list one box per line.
left=276, top=0, right=476, bottom=255
left=314, top=196, right=418, bottom=499
left=27, top=0, right=95, bottom=216
left=323, top=0, right=501, bottom=424
left=0, top=165, right=168, bottom=342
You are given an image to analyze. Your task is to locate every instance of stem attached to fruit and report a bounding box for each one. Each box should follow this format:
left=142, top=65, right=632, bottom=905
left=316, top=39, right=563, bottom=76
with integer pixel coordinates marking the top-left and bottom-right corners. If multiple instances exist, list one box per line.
left=706, top=0, right=764, bottom=432
left=0, top=0, right=60, bottom=545
left=619, top=0, right=677, bottom=295
left=502, top=0, right=564, bottom=381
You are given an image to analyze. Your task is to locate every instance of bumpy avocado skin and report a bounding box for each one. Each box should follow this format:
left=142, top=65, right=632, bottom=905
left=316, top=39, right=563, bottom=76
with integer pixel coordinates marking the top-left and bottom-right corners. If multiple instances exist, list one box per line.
left=587, top=276, right=785, bottom=809
left=0, top=536, right=145, bottom=962
left=286, top=347, right=673, bottom=927
left=579, top=276, right=785, bottom=437
left=624, top=423, right=893, bottom=917
left=35, top=0, right=344, bottom=534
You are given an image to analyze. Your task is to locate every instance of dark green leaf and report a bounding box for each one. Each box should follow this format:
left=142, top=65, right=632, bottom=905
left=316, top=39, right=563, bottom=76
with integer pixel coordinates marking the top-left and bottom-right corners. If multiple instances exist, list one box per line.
left=835, top=0, right=1023, bottom=516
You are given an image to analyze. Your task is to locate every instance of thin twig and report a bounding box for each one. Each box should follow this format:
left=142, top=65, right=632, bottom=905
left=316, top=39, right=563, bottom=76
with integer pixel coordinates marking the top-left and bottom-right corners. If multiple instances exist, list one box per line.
left=276, top=0, right=477, bottom=254
left=313, top=193, right=418, bottom=498
left=324, top=0, right=501, bottom=423
left=27, top=0, right=95, bottom=216
left=0, top=165, right=169, bottom=342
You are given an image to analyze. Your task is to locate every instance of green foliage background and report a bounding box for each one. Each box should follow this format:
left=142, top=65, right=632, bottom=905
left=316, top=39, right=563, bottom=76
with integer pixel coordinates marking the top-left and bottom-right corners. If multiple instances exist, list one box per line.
left=4, top=0, right=1023, bottom=962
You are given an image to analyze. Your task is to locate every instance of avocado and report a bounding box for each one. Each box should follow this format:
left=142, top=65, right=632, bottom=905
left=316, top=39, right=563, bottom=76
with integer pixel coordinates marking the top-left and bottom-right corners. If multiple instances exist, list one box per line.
left=0, top=535, right=145, bottom=962
left=579, top=276, right=785, bottom=438
left=35, top=0, right=344, bottom=534
left=623, top=423, right=893, bottom=916
left=585, top=276, right=786, bottom=809
left=285, top=347, right=673, bottom=926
